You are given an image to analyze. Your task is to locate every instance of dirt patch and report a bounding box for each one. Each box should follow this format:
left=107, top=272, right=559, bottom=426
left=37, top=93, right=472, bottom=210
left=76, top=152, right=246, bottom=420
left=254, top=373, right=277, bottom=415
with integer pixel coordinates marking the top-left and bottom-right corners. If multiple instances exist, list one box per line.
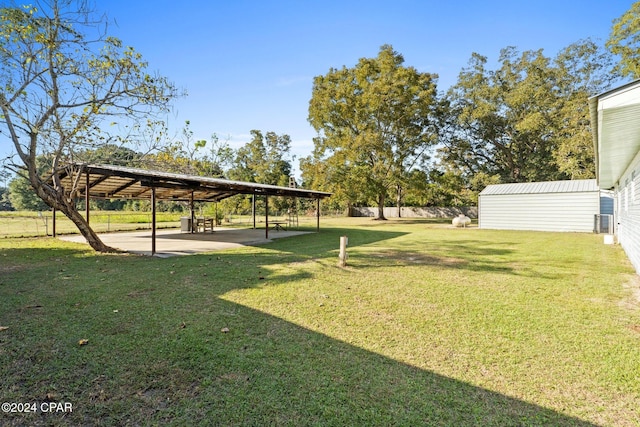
left=0, top=265, right=26, bottom=274
left=619, top=274, right=640, bottom=311
left=364, top=248, right=465, bottom=267
left=127, top=288, right=156, bottom=298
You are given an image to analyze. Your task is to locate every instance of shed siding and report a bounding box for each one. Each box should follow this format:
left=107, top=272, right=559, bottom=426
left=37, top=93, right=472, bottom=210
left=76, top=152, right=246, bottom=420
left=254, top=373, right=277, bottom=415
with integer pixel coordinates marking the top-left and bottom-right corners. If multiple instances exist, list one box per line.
left=616, top=153, right=640, bottom=273
left=479, top=191, right=599, bottom=232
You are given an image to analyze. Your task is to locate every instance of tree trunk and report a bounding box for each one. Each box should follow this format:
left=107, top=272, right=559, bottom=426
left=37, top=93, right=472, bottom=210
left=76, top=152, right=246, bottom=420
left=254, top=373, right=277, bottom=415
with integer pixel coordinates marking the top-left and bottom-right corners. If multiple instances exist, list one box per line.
left=396, top=184, right=402, bottom=218
left=62, top=202, right=118, bottom=253
left=376, top=193, right=387, bottom=220
left=32, top=173, right=117, bottom=253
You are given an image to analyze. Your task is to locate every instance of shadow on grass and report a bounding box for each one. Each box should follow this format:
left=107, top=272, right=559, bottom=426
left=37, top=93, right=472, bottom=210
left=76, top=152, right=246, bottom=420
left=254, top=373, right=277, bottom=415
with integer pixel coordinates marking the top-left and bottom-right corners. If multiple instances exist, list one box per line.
left=0, top=300, right=598, bottom=425
left=246, top=227, right=410, bottom=261
left=356, top=217, right=454, bottom=226
left=111, top=301, right=597, bottom=426
left=0, top=246, right=87, bottom=264
left=350, top=241, right=518, bottom=273
left=0, top=236, right=598, bottom=425
left=345, top=237, right=562, bottom=279
left=0, top=246, right=92, bottom=284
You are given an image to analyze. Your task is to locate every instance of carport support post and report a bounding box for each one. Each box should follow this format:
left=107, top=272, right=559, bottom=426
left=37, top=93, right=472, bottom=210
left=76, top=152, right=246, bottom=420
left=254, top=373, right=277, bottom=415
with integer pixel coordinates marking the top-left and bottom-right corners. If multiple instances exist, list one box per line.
left=151, top=187, right=157, bottom=255
left=190, top=191, right=195, bottom=233
left=85, top=172, right=90, bottom=225
left=316, top=198, right=320, bottom=232
left=252, top=194, right=256, bottom=229
left=265, top=195, right=269, bottom=239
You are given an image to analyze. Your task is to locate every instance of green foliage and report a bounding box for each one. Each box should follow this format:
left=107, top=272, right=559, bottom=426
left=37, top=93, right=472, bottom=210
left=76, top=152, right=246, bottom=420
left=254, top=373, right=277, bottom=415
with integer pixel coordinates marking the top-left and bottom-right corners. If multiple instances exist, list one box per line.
left=0, top=0, right=180, bottom=251
left=0, top=187, right=12, bottom=211
left=7, top=175, right=48, bottom=211
left=553, top=40, right=619, bottom=178
left=79, top=144, right=143, bottom=166
left=147, top=121, right=233, bottom=177
left=226, top=130, right=294, bottom=214
left=607, top=1, right=640, bottom=78
left=0, top=2, right=178, bottom=163
left=442, top=41, right=614, bottom=184
left=229, top=130, right=292, bottom=185
left=308, top=45, right=439, bottom=218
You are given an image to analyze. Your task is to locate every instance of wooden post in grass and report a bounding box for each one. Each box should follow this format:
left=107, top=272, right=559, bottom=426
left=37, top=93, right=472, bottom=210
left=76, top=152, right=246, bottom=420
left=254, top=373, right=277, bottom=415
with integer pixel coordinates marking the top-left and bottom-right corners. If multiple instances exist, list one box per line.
left=339, top=235, right=348, bottom=267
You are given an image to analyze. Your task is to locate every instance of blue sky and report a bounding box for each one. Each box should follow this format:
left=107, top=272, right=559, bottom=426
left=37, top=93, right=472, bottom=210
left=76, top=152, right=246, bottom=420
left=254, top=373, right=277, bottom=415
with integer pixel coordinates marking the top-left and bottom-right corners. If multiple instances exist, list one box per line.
left=0, top=0, right=635, bottom=174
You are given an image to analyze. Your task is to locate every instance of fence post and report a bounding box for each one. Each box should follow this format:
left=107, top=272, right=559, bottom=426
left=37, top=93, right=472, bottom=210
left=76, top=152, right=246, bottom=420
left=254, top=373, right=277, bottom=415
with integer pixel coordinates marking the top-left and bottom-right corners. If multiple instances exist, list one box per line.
left=339, top=235, right=348, bottom=267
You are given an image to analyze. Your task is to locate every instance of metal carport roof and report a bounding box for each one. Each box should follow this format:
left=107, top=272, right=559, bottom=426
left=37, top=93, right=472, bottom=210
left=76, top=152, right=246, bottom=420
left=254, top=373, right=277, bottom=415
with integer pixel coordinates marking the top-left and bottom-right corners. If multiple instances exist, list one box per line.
left=54, top=163, right=332, bottom=201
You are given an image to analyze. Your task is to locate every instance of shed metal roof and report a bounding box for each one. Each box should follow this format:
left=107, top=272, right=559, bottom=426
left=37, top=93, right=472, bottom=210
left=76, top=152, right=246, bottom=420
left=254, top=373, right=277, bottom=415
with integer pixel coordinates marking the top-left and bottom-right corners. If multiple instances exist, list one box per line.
left=479, top=179, right=598, bottom=196
left=52, top=163, right=332, bottom=202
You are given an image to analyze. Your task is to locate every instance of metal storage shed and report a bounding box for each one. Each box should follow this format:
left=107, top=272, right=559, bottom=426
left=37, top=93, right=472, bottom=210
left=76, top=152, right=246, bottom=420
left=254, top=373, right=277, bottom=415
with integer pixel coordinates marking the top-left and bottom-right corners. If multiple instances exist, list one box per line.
left=478, top=179, right=602, bottom=232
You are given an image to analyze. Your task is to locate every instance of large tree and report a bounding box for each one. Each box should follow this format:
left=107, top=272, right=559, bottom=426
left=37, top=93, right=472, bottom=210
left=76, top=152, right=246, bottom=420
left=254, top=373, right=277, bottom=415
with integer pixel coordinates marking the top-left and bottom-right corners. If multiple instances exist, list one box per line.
left=229, top=130, right=292, bottom=186
left=552, top=40, right=618, bottom=178
left=226, top=130, right=293, bottom=214
left=308, top=45, right=438, bottom=219
left=0, top=1, right=178, bottom=251
left=607, top=1, right=640, bottom=79
left=441, top=41, right=615, bottom=184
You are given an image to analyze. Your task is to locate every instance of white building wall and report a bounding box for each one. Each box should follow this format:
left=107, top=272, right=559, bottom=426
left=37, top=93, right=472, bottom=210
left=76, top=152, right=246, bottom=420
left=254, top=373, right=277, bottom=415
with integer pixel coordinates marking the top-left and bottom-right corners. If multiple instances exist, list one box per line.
left=616, top=151, right=640, bottom=273
left=479, top=191, right=600, bottom=232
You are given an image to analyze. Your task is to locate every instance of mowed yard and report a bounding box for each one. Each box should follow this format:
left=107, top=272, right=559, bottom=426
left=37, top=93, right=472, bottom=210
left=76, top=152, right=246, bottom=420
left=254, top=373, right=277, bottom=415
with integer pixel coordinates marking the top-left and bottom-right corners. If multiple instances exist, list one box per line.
left=1, top=218, right=639, bottom=426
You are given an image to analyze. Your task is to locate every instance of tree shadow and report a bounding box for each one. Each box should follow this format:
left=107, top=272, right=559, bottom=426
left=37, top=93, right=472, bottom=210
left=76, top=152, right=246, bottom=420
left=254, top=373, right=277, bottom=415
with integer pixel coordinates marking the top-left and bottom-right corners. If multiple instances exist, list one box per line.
left=110, top=301, right=596, bottom=426
left=342, top=237, right=563, bottom=279
left=0, top=246, right=90, bottom=278
left=0, top=298, right=601, bottom=426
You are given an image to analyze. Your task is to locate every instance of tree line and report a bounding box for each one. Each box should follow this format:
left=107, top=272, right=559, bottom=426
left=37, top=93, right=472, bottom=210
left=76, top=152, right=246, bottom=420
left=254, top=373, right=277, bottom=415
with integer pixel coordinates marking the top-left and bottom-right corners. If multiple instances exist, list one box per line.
left=3, top=126, right=298, bottom=217
left=301, top=3, right=640, bottom=219
left=2, top=0, right=640, bottom=250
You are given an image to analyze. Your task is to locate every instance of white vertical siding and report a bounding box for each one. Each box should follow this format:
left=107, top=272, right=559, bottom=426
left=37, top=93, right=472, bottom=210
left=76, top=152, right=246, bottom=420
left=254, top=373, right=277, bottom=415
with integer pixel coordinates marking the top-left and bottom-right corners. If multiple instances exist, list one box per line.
left=479, top=192, right=599, bottom=232
left=478, top=180, right=600, bottom=232
left=617, top=155, right=640, bottom=273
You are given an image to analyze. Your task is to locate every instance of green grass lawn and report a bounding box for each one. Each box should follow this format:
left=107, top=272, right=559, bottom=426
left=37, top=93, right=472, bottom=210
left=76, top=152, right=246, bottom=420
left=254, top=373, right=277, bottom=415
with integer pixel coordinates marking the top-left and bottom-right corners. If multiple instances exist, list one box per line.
left=1, top=218, right=639, bottom=426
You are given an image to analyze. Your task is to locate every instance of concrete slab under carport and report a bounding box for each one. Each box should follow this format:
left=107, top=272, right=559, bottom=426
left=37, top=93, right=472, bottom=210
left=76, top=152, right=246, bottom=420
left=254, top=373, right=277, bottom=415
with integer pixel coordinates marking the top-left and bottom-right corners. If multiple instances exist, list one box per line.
left=59, top=227, right=310, bottom=257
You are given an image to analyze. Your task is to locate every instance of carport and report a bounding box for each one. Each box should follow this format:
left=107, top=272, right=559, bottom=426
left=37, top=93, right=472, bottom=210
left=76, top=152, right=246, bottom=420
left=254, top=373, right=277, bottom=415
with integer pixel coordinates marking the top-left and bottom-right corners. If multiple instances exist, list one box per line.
left=52, top=163, right=332, bottom=255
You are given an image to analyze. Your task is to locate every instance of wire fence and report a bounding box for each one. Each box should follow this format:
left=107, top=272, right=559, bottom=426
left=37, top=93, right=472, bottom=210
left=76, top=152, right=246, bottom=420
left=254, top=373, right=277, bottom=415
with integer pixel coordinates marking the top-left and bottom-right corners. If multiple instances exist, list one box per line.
left=0, top=210, right=332, bottom=238
left=0, top=212, right=181, bottom=238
